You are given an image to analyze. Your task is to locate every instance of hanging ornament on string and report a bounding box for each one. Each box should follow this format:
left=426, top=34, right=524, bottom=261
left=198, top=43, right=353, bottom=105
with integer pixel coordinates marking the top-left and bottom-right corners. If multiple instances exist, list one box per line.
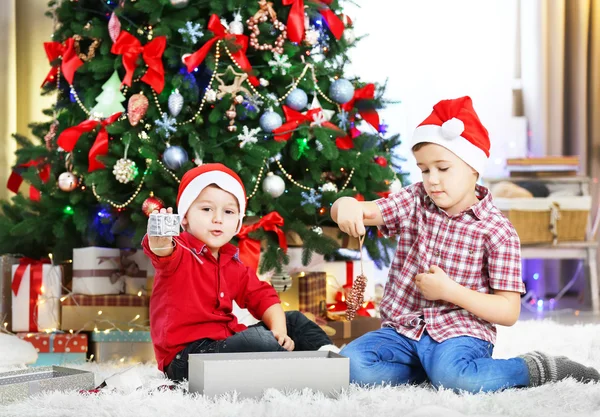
left=228, top=10, right=245, bottom=35
left=225, top=104, right=238, bottom=132
left=168, top=89, right=184, bottom=117
left=374, top=156, right=388, bottom=167
left=285, top=88, right=308, bottom=111
left=247, top=0, right=287, bottom=54
left=260, top=109, right=283, bottom=132
left=108, top=12, right=121, bottom=43
left=262, top=172, right=285, bottom=198
left=329, top=78, right=355, bottom=104
left=162, top=144, right=188, bottom=170
left=90, top=71, right=126, bottom=118
left=127, top=92, right=149, bottom=126
left=44, top=120, right=59, bottom=151
left=112, top=137, right=137, bottom=184
left=346, top=235, right=368, bottom=321
left=169, top=0, right=189, bottom=8
left=142, top=192, right=165, bottom=217
left=58, top=172, right=78, bottom=192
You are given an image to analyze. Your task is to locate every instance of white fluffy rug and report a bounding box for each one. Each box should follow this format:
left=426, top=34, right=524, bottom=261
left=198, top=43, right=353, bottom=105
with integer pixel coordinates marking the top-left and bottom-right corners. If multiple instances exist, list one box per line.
left=2, top=320, right=600, bottom=417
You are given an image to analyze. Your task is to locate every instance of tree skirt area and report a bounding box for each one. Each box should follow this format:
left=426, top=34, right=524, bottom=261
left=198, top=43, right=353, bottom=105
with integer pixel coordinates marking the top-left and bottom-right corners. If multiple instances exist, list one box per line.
left=2, top=320, right=600, bottom=417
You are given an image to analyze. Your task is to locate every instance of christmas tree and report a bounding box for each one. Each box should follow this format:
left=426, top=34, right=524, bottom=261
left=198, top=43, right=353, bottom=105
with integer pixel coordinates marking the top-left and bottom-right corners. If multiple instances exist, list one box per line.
left=0, top=0, right=404, bottom=272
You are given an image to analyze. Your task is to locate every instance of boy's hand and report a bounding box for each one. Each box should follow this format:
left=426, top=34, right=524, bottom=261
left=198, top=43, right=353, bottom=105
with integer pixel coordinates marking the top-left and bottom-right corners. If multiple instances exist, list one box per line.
left=335, top=198, right=378, bottom=238
left=271, top=330, right=295, bottom=351
left=148, top=207, right=174, bottom=257
left=415, top=265, right=458, bottom=301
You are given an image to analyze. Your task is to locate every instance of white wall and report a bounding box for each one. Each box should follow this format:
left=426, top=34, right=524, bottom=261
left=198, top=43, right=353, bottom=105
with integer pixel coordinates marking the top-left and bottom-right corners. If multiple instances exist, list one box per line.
left=344, top=0, right=521, bottom=182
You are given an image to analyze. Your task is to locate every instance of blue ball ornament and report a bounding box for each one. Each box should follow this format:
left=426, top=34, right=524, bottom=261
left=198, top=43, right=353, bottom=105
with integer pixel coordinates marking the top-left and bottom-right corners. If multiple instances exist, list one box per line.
left=285, top=88, right=308, bottom=111
left=329, top=78, right=355, bottom=104
left=259, top=111, right=283, bottom=133
left=162, top=145, right=188, bottom=170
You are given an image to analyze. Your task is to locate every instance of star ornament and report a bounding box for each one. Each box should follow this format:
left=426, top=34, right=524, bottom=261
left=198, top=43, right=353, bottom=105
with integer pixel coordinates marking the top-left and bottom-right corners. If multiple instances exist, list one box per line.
left=215, top=65, right=252, bottom=100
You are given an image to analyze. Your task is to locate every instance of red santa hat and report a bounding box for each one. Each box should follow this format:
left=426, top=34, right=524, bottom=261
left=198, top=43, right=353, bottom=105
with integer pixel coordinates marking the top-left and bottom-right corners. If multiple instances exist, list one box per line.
left=411, top=96, right=490, bottom=174
left=177, top=163, right=246, bottom=234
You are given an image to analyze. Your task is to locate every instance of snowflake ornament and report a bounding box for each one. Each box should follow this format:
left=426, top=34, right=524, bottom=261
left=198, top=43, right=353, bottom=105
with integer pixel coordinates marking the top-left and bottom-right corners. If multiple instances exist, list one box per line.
left=238, top=125, right=261, bottom=148
left=243, top=93, right=264, bottom=113
left=266, top=92, right=280, bottom=107
left=301, top=189, right=322, bottom=207
left=337, top=109, right=350, bottom=130
left=321, top=182, right=338, bottom=193
left=155, top=113, right=177, bottom=138
left=178, top=21, right=203, bottom=44
left=268, top=53, right=292, bottom=75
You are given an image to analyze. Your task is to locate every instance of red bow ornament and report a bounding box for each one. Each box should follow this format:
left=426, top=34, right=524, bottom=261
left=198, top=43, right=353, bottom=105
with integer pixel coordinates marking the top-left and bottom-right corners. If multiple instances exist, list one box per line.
left=273, top=105, right=351, bottom=148
left=283, top=0, right=344, bottom=43
left=341, top=83, right=380, bottom=131
left=111, top=31, right=166, bottom=93
left=238, top=212, right=288, bottom=272
left=184, top=14, right=259, bottom=86
left=11, top=258, right=51, bottom=332
left=41, top=38, right=84, bottom=87
left=57, top=112, right=123, bottom=172
left=7, top=159, right=51, bottom=202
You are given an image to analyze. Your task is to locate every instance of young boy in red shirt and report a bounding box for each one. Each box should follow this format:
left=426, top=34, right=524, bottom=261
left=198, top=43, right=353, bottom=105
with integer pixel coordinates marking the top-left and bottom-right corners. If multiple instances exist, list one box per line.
left=143, top=163, right=334, bottom=382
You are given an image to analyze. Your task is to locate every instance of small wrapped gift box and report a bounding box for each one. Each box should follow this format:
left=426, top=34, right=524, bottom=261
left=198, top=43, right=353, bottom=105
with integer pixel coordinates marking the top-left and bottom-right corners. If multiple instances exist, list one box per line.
left=328, top=316, right=382, bottom=347
left=0, top=255, right=20, bottom=331
left=17, top=332, right=88, bottom=367
left=90, top=330, right=154, bottom=363
left=189, top=351, right=349, bottom=398
left=277, top=272, right=326, bottom=316
left=11, top=260, right=62, bottom=332
left=72, top=247, right=149, bottom=295
left=61, top=294, right=149, bottom=331
left=0, top=366, right=94, bottom=404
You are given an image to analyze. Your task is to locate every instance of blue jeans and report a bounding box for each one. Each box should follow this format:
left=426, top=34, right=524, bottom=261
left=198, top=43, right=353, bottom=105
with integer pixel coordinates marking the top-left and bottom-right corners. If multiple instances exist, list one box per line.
left=340, top=327, right=530, bottom=393
left=166, top=311, right=332, bottom=382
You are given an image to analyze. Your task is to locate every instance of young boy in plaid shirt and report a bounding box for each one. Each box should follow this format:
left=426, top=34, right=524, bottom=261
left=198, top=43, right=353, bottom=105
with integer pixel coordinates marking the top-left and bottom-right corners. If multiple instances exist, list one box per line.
left=331, top=96, right=599, bottom=392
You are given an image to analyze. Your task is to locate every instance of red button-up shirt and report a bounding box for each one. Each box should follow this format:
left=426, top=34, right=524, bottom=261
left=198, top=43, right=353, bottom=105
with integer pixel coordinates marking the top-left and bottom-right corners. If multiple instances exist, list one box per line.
left=375, top=182, right=526, bottom=345
left=142, top=232, right=281, bottom=371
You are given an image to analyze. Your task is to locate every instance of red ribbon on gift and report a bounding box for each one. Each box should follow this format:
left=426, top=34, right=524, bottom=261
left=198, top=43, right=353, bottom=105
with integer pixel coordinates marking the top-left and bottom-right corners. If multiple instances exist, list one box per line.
left=273, top=105, right=350, bottom=148
left=238, top=212, right=288, bottom=271
left=341, top=84, right=380, bottom=131
left=11, top=257, right=51, bottom=332
left=111, top=31, right=166, bottom=94
left=184, top=14, right=259, bottom=86
left=283, top=0, right=344, bottom=43
left=57, top=112, right=123, bottom=172
left=41, top=38, right=84, bottom=87
left=7, top=159, right=51, bottom=202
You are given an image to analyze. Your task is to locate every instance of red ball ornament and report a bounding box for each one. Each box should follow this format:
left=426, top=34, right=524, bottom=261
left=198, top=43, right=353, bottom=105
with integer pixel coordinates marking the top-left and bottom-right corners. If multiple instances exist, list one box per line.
left=142, top=192, right=164, bottom=217
left=374, top=156, right=388, bottom=167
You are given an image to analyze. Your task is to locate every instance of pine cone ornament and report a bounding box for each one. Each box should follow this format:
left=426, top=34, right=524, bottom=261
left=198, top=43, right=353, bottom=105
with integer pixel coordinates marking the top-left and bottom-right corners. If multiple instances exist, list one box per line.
left=346, top=273, right=367, bottom=321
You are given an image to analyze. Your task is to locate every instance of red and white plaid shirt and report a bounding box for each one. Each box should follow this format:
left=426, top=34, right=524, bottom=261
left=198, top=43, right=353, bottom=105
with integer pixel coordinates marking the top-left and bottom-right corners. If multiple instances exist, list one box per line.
left=375, top=182, right=526, bottom=345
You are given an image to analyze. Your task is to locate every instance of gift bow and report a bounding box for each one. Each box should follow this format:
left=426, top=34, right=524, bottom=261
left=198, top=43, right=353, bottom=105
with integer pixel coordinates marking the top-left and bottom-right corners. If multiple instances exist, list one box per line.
left=238, top=212, right=288, bottom=271
left=98, top=251, right=144, bottom=284
left=7, top=158, right=51, bottom=202
left=12, top=257, right=51, bottom=332
left=56, top=112, right=123, bottom=172
left=111, top=31, right=166, bottom=93
left=341, top=83, right=380, bottom=131
left=41, top=38, right=84, bottom=87
left=184, top=14, right=259, bottom=86
left=283, top=0, right=344, bottom=43
left=272, top=105, right=351, bottom=148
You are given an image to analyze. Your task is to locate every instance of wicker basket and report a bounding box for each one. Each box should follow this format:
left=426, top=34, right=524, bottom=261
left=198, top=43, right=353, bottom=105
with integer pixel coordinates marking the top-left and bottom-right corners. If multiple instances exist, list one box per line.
left=494, top=196, right=591, bottom=244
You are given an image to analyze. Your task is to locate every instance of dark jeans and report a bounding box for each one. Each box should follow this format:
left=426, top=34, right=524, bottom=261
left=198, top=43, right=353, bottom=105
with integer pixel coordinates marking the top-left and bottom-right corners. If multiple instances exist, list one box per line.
left=165, top=311, right=333, bottom=382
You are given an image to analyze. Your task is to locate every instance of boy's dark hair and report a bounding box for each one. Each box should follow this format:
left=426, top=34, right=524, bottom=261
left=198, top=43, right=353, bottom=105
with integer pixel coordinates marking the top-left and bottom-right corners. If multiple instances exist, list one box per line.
left=412, top=142, right=430, bottom=152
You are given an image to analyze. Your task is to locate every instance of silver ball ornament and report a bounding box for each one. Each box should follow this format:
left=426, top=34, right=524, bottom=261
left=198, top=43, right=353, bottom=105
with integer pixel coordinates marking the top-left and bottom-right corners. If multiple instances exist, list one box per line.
left=262, top=172, right=285, bottom=198
left=112, top=159, right=137, bottom=184
left=285, top=88, right=308, bottom=111
left=58, top=172, right=78, bottom=192
left=389, top=178, right=403, bottom=194
left=162, top=145, right=188, bottom=170
left=229, top=20, right=244, bottom=35
left=168, top=90, right=184, bottom=117
left=259, top=111, right=283, bottom=133
left=329, top=78, right=355, bottom=104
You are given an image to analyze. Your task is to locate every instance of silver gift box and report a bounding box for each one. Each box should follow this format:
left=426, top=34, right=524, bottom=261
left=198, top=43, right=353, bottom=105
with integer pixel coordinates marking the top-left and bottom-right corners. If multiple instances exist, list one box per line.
left=188, top=351, right=349, bottom=398
left=0, top=366, right=95, bottom=404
